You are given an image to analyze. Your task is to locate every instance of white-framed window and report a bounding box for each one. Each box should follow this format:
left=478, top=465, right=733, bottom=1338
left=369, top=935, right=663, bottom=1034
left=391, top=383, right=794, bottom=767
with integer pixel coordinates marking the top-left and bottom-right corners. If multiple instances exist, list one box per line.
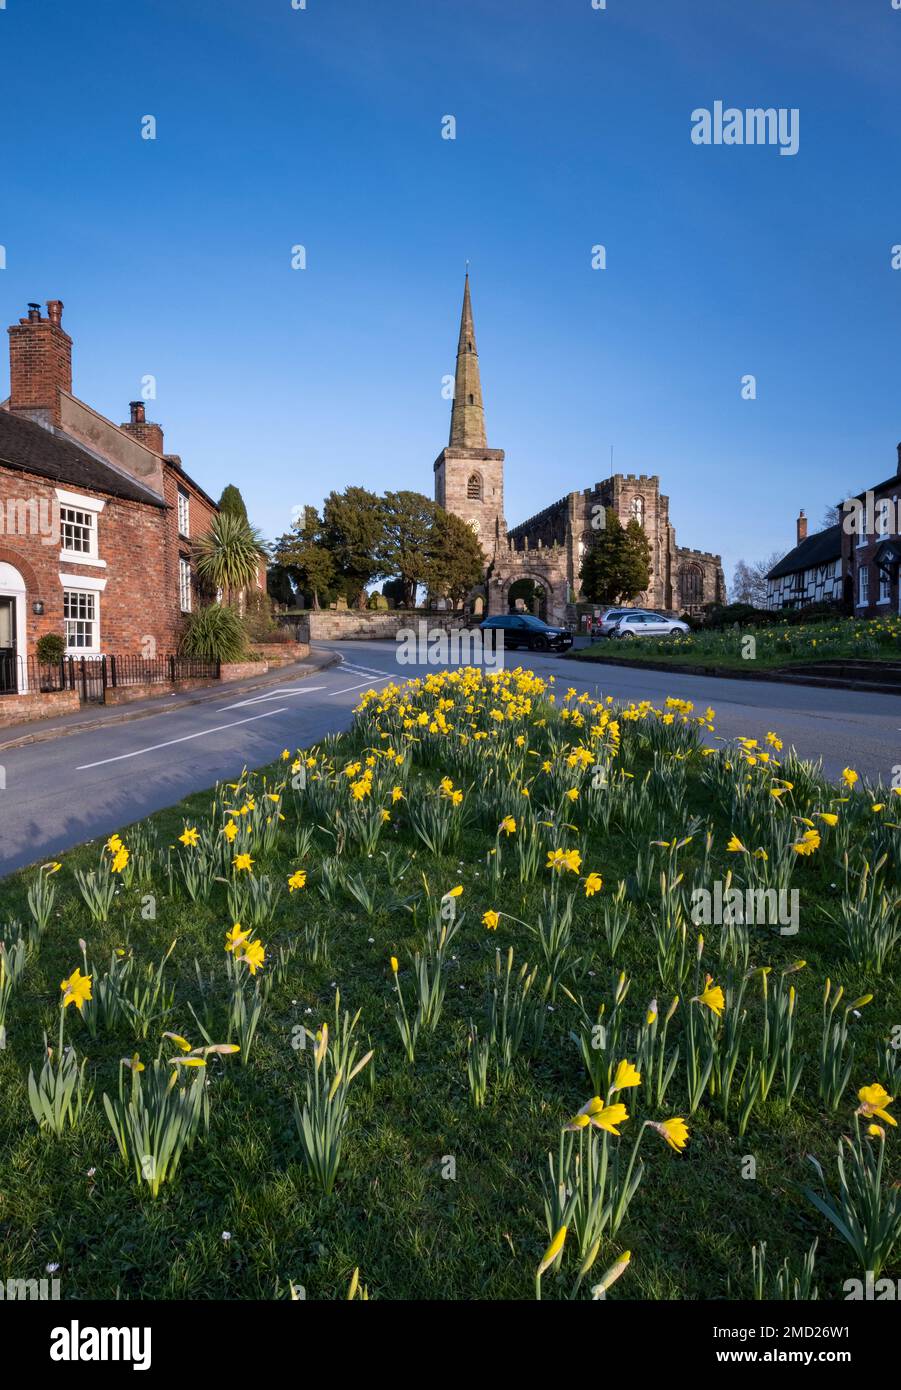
left=858, top=564, right=869, bottom=607
left=177, top=487, right=190, bottom=537
left=55, top=488, right=106, bottom=567
left=63, top=589, right=98, bottom=650
left=879, top=567, right=892, bottom=604
left=60, top=505, right=95, bottom=556
left=179, top=556, right=192, bottom=613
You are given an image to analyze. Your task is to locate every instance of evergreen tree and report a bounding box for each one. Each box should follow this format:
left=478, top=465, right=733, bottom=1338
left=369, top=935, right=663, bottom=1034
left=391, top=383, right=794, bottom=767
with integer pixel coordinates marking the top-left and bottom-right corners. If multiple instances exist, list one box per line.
left=217, top=484, right=249, bottom=524
left=426, top=508, right=485, bottom=606
left=379, top=491, right=437, bottom=608
left=266, top=563, right=296, bottom=608
left=321, top=486, right=385, bottom=606
left=580, top=508, right=650, bottom=605
left=273, top=506, right=335, bottom=610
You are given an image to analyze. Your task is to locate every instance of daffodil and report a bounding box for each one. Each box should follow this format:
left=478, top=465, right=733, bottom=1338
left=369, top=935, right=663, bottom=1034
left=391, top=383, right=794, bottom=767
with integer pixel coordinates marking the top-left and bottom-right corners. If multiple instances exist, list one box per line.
left=651, top=1117, right=690, bottom=1151
left=482, top=910, right=500, bottom=930
left=857, top=1083, right=896, bottom=1127
left=240, top=939, right=266, bottom=975
left=610, top=1059, right=641, bottom=1092
left=288, top=870, right=307, bottom=892
left=695, top=975, right=725, bottom=1017
left=225, top=924, right=251, bottom=953
left=178, top=827, right=200, bottom=848
left=60, top=967, right=92, bottom=1011
left=233, top=853, right=254, bottom=872
left=566, top=1096, right=629, bottom=1134
left=584, top=872, right=603, bottom=897
left=591, top=1250, right=631, bottom=1299
left=537, top=1226, right=567, bottom=1277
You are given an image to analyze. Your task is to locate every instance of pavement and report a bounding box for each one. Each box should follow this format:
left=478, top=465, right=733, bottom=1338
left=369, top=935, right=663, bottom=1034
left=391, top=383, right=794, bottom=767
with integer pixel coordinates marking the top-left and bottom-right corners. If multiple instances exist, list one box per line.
left=0, top=638, right=899, bottom=878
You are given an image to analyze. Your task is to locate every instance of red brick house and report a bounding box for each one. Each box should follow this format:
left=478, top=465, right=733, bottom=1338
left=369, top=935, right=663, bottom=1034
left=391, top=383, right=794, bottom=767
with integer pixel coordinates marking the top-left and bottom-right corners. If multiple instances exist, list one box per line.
left=840, top=445, right=901, bottom=620
left=0, top=300, right=220, bottom=695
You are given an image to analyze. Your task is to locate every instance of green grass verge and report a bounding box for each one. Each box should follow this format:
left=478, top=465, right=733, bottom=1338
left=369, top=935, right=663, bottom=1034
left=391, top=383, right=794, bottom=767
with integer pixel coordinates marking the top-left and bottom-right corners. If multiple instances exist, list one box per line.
left=0, top=671, right=898, bottom=1301
left=575, top=615, right=901, bottom=672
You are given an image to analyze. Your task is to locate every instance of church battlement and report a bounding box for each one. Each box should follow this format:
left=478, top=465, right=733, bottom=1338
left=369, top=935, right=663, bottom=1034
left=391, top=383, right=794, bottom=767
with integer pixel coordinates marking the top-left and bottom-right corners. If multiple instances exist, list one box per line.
left=507, top=493, right=573, bottom=535
left=677, top=546, right=722, bottom=563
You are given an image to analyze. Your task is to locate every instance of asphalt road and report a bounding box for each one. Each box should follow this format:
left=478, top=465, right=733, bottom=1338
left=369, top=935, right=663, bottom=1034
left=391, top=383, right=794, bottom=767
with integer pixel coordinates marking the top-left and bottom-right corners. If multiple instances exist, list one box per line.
left=0, top=640, right=898, bottom=879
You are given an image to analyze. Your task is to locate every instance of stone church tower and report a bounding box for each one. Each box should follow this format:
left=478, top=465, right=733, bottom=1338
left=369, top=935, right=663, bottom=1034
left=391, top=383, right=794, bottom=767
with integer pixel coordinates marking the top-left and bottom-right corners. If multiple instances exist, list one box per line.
left=433, top=275, right=505, bottom=560
left=433, top=274, right=725, bottom=622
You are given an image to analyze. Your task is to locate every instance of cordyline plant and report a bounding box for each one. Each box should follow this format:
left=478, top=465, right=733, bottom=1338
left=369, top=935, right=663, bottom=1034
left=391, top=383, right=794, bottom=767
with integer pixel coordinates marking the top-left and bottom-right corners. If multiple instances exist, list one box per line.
left=293, top=993, right=373, bottom=1195
left=802, top=1087, right=901, bottom=1279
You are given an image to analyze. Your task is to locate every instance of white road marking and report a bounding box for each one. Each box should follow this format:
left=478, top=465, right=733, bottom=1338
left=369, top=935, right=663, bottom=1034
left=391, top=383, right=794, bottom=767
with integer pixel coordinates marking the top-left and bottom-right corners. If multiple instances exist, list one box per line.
left=75, top=708, right=290, bottom=770
left=330, top=675, right=394, bottom=696
left=338, top=664, right=395, bottom=678
left=217, top=685, right=326, bottom=711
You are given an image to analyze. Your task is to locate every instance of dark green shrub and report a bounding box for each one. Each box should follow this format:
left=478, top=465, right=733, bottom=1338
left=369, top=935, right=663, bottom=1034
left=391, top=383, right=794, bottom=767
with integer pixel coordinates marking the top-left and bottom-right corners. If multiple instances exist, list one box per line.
left=35, top=632, right=66, bottom=663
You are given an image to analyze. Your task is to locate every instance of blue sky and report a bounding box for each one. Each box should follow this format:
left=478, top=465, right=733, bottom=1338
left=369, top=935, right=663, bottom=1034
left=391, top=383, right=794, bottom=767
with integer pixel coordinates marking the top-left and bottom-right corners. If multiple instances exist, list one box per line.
left=1, top=0, right=899, bottom=585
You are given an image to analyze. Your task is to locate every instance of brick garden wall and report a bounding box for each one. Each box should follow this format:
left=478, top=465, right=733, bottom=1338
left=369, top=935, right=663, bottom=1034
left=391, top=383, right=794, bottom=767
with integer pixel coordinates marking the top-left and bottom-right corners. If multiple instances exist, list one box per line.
left=0, top=689, right=80, bottom=727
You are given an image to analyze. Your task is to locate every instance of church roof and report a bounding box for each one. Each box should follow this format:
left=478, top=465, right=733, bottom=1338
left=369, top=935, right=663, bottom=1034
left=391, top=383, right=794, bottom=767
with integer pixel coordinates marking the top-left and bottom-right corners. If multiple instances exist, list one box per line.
left=767, top=524, right=841, bottom=580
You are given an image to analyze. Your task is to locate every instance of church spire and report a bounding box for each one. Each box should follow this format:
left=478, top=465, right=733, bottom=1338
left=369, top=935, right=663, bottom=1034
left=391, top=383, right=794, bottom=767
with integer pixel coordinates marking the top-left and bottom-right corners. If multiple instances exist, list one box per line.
left=449, top=272, right=487, bottom=448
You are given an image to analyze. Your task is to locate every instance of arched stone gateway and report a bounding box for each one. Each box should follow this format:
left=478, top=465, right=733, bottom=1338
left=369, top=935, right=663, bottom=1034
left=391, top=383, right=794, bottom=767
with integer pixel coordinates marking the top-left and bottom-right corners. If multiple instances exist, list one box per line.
left=488, top=559, right=570, bottom=627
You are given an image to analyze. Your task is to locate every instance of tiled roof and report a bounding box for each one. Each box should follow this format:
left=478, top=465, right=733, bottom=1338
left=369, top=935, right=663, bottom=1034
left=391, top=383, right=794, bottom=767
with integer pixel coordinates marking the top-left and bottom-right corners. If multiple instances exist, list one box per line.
left=0, top=409, right=166, bottom=507
left=767, top=524, right=842, bottom=580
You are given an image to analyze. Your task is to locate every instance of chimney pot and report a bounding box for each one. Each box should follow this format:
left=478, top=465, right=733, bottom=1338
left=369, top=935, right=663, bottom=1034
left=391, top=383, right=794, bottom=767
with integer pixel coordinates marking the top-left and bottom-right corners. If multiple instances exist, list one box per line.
left=796, top=509, right=808, bottom=545
left=9, top=297, right=73, bottom=424
left=896, top=441, right=901, bottom=476
left=129, top=401, right=146, bottom=424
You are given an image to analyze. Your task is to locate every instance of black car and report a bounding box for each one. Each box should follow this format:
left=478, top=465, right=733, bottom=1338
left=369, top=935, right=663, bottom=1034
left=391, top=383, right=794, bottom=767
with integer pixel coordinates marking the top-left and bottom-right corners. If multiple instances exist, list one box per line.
left=478, top=613, right=573, bottom=652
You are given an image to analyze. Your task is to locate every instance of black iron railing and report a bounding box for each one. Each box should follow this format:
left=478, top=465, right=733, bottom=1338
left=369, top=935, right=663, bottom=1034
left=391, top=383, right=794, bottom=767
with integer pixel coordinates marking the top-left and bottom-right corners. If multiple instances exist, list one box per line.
left=0, top=653, right=220, bottom=702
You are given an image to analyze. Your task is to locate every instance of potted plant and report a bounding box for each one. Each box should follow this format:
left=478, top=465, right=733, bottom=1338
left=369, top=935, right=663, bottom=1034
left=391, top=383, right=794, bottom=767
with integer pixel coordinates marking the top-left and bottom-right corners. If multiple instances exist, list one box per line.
left=35, top=632, right=66, bottom=692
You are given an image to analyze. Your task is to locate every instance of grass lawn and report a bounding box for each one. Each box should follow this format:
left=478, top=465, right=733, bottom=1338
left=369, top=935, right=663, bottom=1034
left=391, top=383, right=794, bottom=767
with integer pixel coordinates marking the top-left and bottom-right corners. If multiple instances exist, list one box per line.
left=0, top=669, right=898, bottom=1301
left=574, top=614, right=901, bottom=672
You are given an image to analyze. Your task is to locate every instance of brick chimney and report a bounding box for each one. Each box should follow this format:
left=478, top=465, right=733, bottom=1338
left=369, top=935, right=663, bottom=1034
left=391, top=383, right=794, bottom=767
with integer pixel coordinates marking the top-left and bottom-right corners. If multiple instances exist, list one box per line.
left=121, top=399, right=164, bottom=455
left=797, top=509, right=808, bottom=544
left=7, top=300, right=72, bottom=427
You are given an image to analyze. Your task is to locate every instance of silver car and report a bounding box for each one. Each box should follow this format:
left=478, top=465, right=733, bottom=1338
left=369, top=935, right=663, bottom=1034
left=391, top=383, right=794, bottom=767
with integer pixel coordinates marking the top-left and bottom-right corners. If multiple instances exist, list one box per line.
left=591, top=606, right=655, bottom=638
left=611, top=612, right=690, bottom=640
